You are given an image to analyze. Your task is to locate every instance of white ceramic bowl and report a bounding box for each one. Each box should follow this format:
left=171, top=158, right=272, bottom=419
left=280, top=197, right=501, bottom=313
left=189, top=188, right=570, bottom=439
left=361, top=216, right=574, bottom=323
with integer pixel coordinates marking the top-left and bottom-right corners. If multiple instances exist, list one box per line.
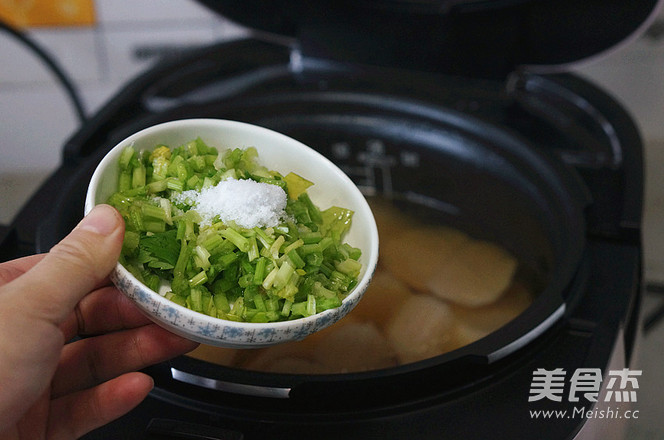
left=85, top=118, right=379, bottom=348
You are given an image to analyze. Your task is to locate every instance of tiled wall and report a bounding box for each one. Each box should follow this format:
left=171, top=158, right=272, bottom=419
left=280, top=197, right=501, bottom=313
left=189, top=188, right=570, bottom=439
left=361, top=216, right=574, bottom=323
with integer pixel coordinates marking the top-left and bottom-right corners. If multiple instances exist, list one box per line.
left=0, top=0, right=245, bottom=175
left=0, top=0, right=247, bottom=224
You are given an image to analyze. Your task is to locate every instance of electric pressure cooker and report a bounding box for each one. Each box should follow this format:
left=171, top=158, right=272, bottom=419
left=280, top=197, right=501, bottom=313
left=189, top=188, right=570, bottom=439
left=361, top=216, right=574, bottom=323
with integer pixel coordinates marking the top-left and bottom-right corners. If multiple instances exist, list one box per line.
left=1, top=1, right=659, bottom=438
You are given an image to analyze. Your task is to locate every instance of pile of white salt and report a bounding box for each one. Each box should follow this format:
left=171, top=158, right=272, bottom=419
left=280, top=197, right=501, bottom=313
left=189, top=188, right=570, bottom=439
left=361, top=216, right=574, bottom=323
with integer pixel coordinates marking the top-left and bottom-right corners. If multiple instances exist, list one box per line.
left=172, top=178, right=288, bottom=229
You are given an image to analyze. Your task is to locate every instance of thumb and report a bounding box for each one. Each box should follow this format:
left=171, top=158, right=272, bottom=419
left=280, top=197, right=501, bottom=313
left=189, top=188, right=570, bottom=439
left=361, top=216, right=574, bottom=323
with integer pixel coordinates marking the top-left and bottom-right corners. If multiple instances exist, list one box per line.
left=7, top=204, right=124, bottom=326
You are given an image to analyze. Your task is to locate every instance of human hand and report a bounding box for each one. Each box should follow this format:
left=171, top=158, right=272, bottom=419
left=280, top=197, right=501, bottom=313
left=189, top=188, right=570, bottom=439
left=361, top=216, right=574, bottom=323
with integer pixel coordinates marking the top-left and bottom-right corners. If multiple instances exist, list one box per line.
left=0, top=204, right=199, bottom=439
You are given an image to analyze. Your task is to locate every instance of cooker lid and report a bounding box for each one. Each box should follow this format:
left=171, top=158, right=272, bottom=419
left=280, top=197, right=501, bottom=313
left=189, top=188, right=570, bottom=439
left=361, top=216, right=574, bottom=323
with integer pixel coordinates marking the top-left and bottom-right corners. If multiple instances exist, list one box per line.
left=198, top=0, right=661, bottom=78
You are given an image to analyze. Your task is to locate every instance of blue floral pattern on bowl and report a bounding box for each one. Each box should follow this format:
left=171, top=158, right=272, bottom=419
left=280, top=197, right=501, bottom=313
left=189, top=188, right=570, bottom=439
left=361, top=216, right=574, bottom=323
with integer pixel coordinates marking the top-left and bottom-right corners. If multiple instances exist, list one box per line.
left=110, top=263, right=372, bottom=348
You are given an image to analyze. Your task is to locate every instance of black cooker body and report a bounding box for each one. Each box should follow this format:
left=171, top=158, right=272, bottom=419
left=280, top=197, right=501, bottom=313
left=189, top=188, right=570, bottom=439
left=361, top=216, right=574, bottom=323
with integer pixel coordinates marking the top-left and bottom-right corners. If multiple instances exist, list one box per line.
left=1, top=1, right=654, bottom=439
left=14, top=37, right=639, bottom=439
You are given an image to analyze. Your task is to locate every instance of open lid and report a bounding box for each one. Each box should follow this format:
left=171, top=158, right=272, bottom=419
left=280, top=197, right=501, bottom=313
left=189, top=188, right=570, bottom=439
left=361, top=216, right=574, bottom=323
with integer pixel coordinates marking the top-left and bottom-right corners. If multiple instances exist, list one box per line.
left=198, top=0, right=661, bottom=78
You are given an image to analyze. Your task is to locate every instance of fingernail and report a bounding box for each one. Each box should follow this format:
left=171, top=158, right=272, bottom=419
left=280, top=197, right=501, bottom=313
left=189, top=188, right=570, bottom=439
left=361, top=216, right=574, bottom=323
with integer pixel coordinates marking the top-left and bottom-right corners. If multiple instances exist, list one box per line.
left=79, top=204, right=120, bottom=236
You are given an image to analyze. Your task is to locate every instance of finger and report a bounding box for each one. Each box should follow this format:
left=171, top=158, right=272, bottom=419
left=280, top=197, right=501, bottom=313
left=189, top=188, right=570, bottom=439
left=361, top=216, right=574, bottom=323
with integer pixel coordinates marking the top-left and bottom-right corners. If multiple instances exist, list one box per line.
left=52, top=323, right=198, bottom=397
left=0, top=254, right=45, bottom=286
left=48, top=372, right=153, bottom=440
left=5, top=204, right=124, bottom=326
left=60, top=286, right=151, bottom=341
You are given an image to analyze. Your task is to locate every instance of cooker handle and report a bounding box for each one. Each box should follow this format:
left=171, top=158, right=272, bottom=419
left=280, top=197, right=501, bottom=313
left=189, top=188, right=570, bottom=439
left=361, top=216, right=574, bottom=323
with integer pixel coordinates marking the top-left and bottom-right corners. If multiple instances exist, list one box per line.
left=146, top=418, right=244, bottom=440
left=506, top=71, right=623, bottom=169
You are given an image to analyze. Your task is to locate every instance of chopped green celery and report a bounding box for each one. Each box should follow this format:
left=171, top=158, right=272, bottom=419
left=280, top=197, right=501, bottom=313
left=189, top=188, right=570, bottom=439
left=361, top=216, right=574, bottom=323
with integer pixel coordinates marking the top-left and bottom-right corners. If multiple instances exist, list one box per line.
left=317, top=237, right=334, bottom=252
left=306, top=294, right=316, bottom=316
left=176, top=219, right=186, bottom=241
left=202, top=176, right=214, bottom=189
left=257, top=177, right=287, bottom=190
left=329, top=270, right=352, bottom=292
left=132, top=164, right=146, bottom=188
left=290, top=301, right=308, bottom=317
left=142, top=271, right=160, bottom=293
left=186, top=175, right=200, bottom=190
left=171, top=275, right=189, bottom=296
left=128, top=205, right=144, bottom=231
left=247, top=236, right=259, bottom=261
left=287, top=250, right=306, bottom=269
left=174, top=240, right=192, bottom=278
left=146, top=179, right=168, bottom=193
left=302, top=264, right=320, bottom=275
left=230, top=297, right=245, bottom=319
left=283, top=172, right=313, bottom=199
left=316, top=296, right=342, bottom=313
left=289, top=200, right=312, bottom=225
left=298, top=243, right=320, bottom=256
left=249, top=288, right=266, bottom=311
left=304, top=252, right=324, bottom=267
left=110, top=141, right=362, bottom=323
left=107, top=193, right=133, bottom=214
left=213, top=291, right=231, bottom=313
left=335, top=258, right=362, bottom=278
left=170, top=294, right=187, bottom=307
left=119, top=170, right=132, bottom=192
left=193, top=245, right=211, bottom=270
left=218, top=168, right=237, bottom=181
left=176, top=161, right=188, bottom=182
left=269, top=235, right=285, bottom=259
left=203, top=297, right=217, bottom=317
left=278, top=282, right=299, bottom=301
left=200, top=232, right=223, bottom=253
left=188, top=155, right=206, bottom=172
left=238, top=273, right=253, bottom=288
left=249, top=311, right=280, bottom=323
left=274, top=225, right=290, bottom=236
left=214, top=252, right=239, bottom=270
left=219, top=228, right=250, bottom=252
left=313, top=281, right=337, bottom=298
left=189, top=270, right=208, bottom=287
left=166, top=177, right=184, bottom=192
left=119, top=146, right=136, bottom=170
left=342, top=243, right=362, bottom=260
left=182, top=216, right=197, bottom=241
left=239, top=257, right=254, bottom=275
left=265, top=296, right=280, bottom=312
left=141, top=203, right=166, bottom=221
left=167, top=154, right=183, bottom=176
left=319, top=261, right=333, bottom=277
left=283, top=238, right=304, bottom=254
left=159, top=198, right=173, bottom=225
left=253, top=257, right=268, bottom=284
left=124, top=263, right=144, bottom=283
left=281, top=299, right=293, bottom=316
left=152, top=156, right=170, bottom=179
left=144, top=220, right=166, bottom=233
left=149, top=145, right=172, bottom=162
left=122, top=230, right=140, bottom=255
left=189, top=288, right=203, bottom=312
left=253, top=226, right=274, bottom=247
left=321, top=206, right=354, bottom=241
left=298, top=192, right=323, bottom=224
left=272, top=260, right=295, bottom=291
left=204, top=154, right=217, bottom=167
left=184, top=139, right=199, bottom=156
left=261, top=266, right=279, bottom=290
left=300, top=231, right=322, bottom=244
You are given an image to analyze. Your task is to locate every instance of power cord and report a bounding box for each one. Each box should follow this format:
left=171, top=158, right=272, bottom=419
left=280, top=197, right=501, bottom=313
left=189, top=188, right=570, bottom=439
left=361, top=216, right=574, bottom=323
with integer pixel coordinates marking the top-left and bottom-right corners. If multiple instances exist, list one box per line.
left=0, top=19, right=87, bottom=123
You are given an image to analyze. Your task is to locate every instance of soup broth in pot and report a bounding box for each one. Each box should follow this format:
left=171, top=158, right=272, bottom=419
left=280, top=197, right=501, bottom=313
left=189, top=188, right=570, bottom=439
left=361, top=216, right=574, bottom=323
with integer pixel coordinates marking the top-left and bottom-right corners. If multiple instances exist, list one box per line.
left=186, top=195, right=535, bottom=373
